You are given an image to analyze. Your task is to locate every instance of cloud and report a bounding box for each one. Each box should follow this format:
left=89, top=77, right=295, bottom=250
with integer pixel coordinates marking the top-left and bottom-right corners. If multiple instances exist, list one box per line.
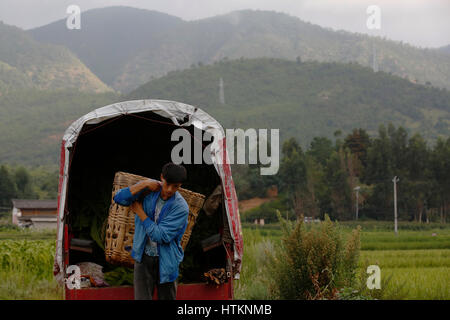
left=0, top=0, right=448, bottom=47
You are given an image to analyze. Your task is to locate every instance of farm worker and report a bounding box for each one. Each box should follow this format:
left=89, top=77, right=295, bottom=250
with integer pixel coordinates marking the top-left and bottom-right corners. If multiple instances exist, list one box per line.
left=113, top=163, right=189, bottom=300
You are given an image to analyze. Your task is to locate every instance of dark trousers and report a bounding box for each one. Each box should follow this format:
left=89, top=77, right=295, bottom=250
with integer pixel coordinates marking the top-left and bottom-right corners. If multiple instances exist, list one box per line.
left=134, top=254, right=177, bottom=300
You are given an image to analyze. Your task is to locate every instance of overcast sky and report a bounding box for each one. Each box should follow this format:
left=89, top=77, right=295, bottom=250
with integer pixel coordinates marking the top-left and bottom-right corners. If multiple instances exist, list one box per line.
left=0, top=0, right=448, bottom=48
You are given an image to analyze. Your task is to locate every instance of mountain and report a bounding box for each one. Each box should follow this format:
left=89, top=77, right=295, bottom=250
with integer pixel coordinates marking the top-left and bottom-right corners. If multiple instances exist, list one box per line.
left=30, top=8, right=450, bottom=93
left=0, top=89, right=119, bottom=166
left=0, top=21, right=111, bottom=93
left=0, top=60, right=33, bottom=93
left=29, top=6, right=184, bottom=92
left=440, top=45, right=450, bottom=55
left=127, top=58, right=450, bottom=150
left=1, top=58, right=449, bottom=167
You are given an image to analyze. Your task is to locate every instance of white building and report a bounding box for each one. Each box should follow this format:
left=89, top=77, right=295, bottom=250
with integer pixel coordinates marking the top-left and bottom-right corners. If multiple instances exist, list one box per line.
left=11, top=199, right=57, bottom=230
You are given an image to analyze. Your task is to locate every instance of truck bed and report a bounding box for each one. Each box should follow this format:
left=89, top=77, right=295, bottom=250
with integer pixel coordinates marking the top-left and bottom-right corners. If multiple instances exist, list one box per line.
left=65, top=281, right=233, bottom=300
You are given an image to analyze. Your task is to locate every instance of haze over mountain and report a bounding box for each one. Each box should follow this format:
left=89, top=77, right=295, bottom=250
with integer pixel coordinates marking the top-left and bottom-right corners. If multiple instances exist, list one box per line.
left=1, top=7, right=448, bottom=167
left=1, top=58, right=449, bottom=166
left=440, top=45, right=450, bottom=55
left=0, top=21, right=111, bottom=94
left=127, top=58, right=450, bottom=150
left=29, top=7, right=184, bottom=92
left=30, top=7, right=450, bottom=93
left=0, top=89, right=118, bottom=165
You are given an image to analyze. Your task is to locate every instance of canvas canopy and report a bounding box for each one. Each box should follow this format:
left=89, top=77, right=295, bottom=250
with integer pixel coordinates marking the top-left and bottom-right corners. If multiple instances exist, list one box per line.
left=54, top=99, right=243, bottom=283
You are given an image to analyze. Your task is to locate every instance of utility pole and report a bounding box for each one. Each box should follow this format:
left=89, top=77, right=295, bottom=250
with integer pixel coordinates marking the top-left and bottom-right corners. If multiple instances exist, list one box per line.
left=354, top=186, right=360, bottom=220
left=392, top=176, right=399, bottom=236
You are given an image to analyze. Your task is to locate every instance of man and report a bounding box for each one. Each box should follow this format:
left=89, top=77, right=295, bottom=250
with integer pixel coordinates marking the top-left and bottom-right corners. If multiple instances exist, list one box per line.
left=113, top=163, right=189, bottom=300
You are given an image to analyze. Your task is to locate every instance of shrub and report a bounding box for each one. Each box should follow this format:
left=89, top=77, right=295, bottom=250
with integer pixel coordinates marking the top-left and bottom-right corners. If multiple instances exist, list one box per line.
left=266, top=212, right=361, bottom=299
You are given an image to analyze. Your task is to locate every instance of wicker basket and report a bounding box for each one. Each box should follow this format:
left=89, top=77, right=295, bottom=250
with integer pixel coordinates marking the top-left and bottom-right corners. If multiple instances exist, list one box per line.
left=105, top=171, right=205, bottom=268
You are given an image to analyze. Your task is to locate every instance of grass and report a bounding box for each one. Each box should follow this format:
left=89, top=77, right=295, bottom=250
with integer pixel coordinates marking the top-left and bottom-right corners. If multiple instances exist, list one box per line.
left=0, top=214, right=62, bottom=299
left=0, top=215, right=57, bottom=240
left=236, top=222, right=450, bottom=300
left=235, top=228, right=277, bottom=300
left=0, top=229, right=57, bottom=240
left=359, top=250, right=450, bottom=300
left=360, top=229, right=450, bottom=250
left=0, top=239, right=63, bottom=300
left=339, top=220, right=449, bottom=231
left=375, top=267, right=449, bottom=300
left=0, top=271, right=63, bottom=300
left=360, top=249, right=450, bottom=268
left=0, top=220, right=449, bottom=300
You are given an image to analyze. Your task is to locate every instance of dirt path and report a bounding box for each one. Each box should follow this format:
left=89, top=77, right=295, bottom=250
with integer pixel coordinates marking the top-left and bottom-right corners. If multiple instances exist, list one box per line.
left=238, top=197, right=272, bottom=213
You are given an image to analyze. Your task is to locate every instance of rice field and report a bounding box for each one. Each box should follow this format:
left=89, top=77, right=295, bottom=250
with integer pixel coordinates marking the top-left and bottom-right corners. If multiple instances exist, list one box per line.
left=359, top=249, right=450, bottom=300
left=0, top=237, right=63, bottom=300
left=358, top=228, right=450, bottom=299
left=360, top=230, right=450, bottom=250
left=0, top=222, right=449, bottom=299
left=235, top=224, right=450, bottom=300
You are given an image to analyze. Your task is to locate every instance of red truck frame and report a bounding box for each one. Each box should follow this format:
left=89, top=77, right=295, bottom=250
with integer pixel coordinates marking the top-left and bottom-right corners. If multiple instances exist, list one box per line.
left=53, top=100, right=243, bottom=300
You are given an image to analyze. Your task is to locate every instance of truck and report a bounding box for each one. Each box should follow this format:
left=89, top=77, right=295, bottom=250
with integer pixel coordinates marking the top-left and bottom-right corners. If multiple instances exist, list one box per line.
left=53, top=99, right=243, bottom=300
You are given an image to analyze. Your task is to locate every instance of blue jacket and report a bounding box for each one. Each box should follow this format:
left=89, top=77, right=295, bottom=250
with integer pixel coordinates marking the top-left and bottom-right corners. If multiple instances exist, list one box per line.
left=113, top=187, right=189, bottom=283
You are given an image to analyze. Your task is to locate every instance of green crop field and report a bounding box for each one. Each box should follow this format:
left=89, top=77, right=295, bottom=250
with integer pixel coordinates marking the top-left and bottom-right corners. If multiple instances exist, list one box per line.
left=0, top=238, right=63, bottom=299
left=235, top=223, right=450, bottom=300
left=360, top=250, right=449, bottom=299
left=0, top=222, right=449, bottom=300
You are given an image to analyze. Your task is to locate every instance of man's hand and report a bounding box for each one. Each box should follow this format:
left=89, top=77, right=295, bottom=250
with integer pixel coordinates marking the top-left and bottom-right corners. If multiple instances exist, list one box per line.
left=130, top=201, right=148, bottom=222
left=145, top=179, right=162, bottom=192
left=129, top=179, right=161, bottom=196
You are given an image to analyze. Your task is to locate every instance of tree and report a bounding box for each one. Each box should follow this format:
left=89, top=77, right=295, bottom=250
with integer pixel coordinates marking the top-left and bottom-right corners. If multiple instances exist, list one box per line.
left=430, top=137, right=450, bottom=223
left=362, top=124, right=394, bottom=220
left=0, top=165, right=17, bottom=208
left=30, top=166, right=59, bottom=200
left=402, top=133, right=431, bottom=222
left=14, top=166, right=35, bottom=198
left=307, top=136, right=334, bottom=167
left=279, top=138, right=307, bottom=218
left=325, top=147, right=355, bottom=220
left=344, top=128, right=371, bottom=175
left=387, top=123, right=408, bottom=176
left=303, top=155, right=324, bottom=219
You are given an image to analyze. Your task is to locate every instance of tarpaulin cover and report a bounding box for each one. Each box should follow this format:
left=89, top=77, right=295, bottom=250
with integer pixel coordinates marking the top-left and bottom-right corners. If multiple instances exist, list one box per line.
left=54, top=99, right=243, bottom=284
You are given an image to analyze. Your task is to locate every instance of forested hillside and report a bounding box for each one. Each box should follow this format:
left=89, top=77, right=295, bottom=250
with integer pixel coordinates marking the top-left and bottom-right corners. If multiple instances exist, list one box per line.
left=1, top=58, right=448, bottom=167
left=127, top=58, right=450, bottom=149
left=0, top=90, right=119, bottom=165
left=237, top=124, right=450, bottom=222
left=0, top=22, right=111, bottom=93
left=439, top=45, right=450, bottom=55
left=30, top=8, right=450, bottom=93
left=29, top=6, right=184, bottom=92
